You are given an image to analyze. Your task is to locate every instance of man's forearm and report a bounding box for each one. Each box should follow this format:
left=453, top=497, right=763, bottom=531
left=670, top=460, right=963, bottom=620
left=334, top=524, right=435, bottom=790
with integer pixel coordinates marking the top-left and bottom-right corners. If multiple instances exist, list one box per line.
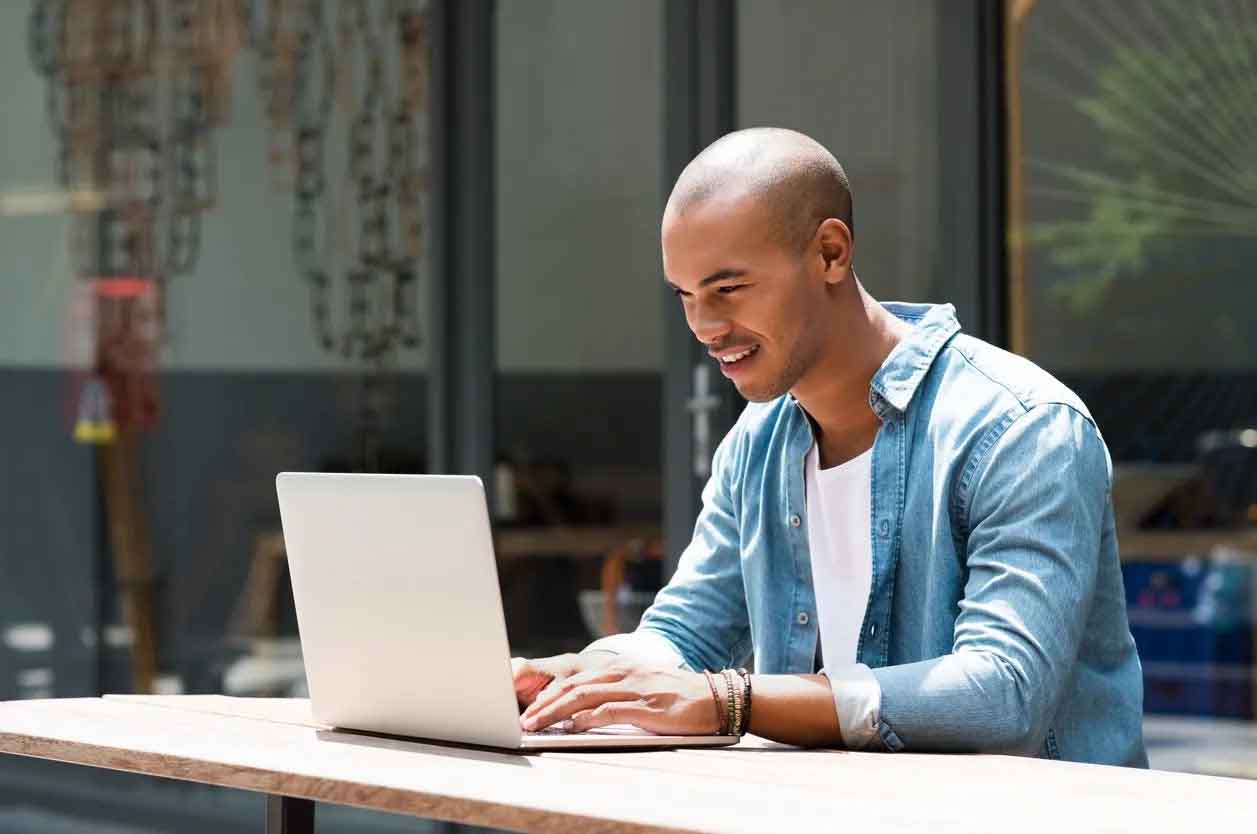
left=747, top=674, right=845, bottom=748
left=582, top=641, right=847, bottom=746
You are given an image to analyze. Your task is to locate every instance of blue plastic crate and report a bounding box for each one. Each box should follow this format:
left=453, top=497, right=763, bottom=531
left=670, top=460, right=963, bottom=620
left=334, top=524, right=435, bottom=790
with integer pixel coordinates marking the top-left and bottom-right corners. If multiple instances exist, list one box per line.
left=1122, top=560, right=1253, bottom=719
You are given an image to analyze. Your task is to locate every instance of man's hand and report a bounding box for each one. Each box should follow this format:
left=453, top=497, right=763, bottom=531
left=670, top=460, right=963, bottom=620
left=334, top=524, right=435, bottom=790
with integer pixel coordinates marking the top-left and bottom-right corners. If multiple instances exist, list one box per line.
left=511, top=652, right=620, bottom=709
left=518, top=660, right=720, bottom=735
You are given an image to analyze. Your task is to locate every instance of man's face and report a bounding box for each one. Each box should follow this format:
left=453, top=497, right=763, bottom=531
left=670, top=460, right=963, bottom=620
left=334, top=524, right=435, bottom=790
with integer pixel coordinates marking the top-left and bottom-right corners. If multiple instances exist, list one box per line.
left=662, top=196, right=828, bottom=402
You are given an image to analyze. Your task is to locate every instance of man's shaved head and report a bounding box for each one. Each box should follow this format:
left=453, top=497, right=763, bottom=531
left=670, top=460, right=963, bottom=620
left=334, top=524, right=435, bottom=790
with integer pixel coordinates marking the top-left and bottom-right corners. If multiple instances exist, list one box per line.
left=661, top=128, right=862, bottom=403
left=665, top=127, right=853, bottom=254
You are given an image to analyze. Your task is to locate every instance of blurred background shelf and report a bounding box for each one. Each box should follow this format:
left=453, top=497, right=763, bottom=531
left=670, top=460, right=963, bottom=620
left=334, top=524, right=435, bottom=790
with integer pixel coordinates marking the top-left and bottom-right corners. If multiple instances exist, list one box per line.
left=1119, top=532, right=1257, bottom=563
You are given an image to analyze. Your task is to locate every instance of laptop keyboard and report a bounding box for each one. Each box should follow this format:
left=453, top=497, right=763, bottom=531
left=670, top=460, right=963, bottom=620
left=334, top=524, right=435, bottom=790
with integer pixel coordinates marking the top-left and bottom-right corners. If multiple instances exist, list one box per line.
left=524, top=725, right=573, bottom=736
left=524, top=723, right=650, bottom=738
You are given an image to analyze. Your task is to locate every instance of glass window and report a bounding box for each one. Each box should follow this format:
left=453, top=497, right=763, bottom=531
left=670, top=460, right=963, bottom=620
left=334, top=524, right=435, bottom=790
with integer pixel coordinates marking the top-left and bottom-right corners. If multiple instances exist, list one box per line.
left=1011, top=0, right=1257, bottom=722
left=2, top=3, right=439, bottom=828
left=737, top=0, right=979, bottom=324
left=495, top=0, right=666, bottom=656
left=1, top=1, right=430, bottom=704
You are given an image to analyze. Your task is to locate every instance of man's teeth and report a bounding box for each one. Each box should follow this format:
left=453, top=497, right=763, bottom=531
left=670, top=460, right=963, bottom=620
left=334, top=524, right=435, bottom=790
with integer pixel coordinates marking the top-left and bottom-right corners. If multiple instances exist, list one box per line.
left=720, top=345, right=758, bottom=364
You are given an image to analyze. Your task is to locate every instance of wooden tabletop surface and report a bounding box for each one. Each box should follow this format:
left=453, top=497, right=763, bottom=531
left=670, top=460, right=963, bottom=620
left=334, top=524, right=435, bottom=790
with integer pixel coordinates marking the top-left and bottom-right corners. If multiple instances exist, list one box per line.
left=0, top=695, right=1254, bottom=833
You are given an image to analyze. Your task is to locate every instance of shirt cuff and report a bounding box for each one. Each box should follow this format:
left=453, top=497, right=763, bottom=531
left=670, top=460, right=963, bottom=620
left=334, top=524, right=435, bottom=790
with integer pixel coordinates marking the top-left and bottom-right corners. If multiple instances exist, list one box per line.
left=822, top=663, right=882, bottom=749
left=584, top=630, right=689, bottom=669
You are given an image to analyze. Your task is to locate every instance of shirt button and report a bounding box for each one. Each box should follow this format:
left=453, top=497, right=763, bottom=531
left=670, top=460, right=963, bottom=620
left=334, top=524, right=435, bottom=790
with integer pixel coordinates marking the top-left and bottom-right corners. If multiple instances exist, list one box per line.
left=878, top=519, right=891, bottom=538
left=797, top=611, right=810, bottom=625
left=884, top=422, right=895, bottom=434
left=869, top=623, right=877, bottom=637
left=789, top=514, right=802, bottom=528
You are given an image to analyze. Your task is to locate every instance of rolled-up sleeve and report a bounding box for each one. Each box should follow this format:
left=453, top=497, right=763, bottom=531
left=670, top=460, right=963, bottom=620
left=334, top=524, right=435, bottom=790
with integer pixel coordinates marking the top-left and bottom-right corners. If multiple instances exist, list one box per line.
left=869, top=403, right=1109, bottom=754
left=822, top=663, right=883, bottom=749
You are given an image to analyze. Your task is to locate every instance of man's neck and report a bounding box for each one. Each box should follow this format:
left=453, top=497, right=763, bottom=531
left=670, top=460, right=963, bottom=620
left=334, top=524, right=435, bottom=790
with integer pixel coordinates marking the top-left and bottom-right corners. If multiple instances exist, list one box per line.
left=792, top=284, right=912, bottom=469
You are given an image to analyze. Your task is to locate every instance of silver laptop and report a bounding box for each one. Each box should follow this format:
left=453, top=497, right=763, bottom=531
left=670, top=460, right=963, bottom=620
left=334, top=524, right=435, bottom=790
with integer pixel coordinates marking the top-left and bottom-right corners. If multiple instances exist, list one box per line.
left=275, top=472, right=735, bottom=751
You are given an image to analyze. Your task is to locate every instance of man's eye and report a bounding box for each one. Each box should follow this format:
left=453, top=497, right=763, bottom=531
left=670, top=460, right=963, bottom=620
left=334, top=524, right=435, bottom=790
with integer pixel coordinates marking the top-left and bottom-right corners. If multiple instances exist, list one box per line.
left=717, top=284, right=744, bottom=295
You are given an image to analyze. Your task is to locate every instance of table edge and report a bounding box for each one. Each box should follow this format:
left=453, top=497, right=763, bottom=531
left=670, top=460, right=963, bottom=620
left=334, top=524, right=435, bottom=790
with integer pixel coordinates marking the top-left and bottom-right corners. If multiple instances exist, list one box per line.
left=0, top=730, right=697, bottom=834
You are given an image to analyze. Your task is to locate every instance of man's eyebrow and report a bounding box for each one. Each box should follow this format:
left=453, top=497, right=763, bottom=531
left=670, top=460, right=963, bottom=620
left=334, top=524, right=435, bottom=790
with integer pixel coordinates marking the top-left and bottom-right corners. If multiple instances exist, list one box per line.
left=666, top=268, right=748, bottom=292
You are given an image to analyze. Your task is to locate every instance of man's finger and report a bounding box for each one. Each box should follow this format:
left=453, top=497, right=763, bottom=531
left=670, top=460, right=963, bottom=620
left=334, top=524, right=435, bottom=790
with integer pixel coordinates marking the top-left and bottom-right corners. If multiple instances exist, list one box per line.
left=521, top=670, right=575, bottom=716
left=510, top=662, right=551, bottom=703
left=513, top=655, right=573, bottom=681
left=512, top=654, right=583, bottom=705
left=520, top=683, right=636, bottom=731
left=521, top=666, right=626, bottom=721
left=569, top=701, right=651, bottom=733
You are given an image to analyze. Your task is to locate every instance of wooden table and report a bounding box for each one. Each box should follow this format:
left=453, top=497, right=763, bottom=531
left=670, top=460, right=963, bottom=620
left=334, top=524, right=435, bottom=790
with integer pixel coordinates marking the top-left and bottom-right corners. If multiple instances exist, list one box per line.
left=0, top=696, right=1254, bottom=834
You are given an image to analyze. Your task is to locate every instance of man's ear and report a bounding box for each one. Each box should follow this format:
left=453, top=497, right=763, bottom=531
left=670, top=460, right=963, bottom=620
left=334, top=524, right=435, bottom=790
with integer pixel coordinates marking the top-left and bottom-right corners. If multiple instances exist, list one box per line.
left=816, top=218, right=853, bottom=284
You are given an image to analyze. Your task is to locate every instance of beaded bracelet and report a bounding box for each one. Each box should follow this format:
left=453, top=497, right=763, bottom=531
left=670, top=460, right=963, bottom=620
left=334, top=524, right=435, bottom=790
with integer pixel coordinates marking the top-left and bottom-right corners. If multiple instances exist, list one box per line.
left=719, top=674, right=734, bottom=739
left=702, top=670, right=726, bottom=734
left=721, top=669, right=739, bottom=736
left=735, top=668, right=752, bottom=735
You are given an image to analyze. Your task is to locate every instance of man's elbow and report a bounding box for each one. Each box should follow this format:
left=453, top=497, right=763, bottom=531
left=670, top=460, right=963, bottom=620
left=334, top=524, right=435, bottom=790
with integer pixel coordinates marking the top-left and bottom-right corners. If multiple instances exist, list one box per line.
left=997, top=702, right=1054, bottom=757
left=983, top=709, right=1048, bottom=756
left=977, top=654, right=1055, bottom=756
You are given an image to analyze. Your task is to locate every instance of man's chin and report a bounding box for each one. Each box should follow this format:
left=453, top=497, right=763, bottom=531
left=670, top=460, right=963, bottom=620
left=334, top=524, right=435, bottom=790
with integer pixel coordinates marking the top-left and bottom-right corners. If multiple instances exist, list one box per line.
left=733, top=377, right=789, bottom=403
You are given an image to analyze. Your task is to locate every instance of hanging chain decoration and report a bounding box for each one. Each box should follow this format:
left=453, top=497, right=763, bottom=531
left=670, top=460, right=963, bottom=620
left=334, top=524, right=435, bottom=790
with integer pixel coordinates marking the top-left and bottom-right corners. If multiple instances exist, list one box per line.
left=255, top=0, right=338, bottom=347
left=247, top=0, right=309, bottom=188
left=252, top=0, right=427, bottom=362
left=28, top=0, right=244, bottom=442
left=29, top=0, right=429, bottom=459
left=249, top=0, right=429, bottom=470
left=333, top=0, right=427, bottom=471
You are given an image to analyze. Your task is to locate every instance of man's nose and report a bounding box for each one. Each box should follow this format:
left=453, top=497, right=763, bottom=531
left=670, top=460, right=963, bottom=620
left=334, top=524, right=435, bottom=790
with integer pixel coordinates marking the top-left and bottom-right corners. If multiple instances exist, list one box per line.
left=687, top=303, right=733, bottom=346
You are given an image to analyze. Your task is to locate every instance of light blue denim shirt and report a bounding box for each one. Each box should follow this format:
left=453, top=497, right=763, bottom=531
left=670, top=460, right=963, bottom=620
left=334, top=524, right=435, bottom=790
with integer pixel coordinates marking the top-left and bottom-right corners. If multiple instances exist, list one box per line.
left=634, top=302, right=1147, bottom=766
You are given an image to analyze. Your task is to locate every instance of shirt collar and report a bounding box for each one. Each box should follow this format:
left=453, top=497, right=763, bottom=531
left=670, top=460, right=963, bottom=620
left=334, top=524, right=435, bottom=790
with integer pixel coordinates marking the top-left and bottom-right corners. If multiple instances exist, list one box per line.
left=785, top=301, right=961, bottom=420
left=868, top=302, right=961, bottom=415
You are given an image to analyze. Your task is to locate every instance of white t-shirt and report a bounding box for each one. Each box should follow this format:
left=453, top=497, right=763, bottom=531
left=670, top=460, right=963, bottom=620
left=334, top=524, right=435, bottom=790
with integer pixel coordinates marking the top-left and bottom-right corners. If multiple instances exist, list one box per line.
left=805, top=442, right=882, bottom=748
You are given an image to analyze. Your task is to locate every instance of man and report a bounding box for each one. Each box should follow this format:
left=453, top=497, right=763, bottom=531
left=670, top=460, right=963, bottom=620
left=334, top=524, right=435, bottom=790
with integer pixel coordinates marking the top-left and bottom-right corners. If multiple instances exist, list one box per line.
left=514, top=127, right=1147, bottom=766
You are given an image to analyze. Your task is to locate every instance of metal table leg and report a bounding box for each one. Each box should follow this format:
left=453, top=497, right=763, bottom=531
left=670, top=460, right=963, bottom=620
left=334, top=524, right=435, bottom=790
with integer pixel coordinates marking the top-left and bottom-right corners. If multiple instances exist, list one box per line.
left=267, top=795, right=315, bottom=834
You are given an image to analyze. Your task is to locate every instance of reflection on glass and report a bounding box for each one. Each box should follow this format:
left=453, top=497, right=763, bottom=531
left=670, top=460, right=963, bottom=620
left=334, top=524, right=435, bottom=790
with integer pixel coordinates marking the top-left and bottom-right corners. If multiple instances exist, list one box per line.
left=1, top=1, right=431, bottom=709
left=737, top=0, right=977, bottom=319
left=494, top=0, right=666, bottom=657
left=1012, top=0, right=1257, bottom=722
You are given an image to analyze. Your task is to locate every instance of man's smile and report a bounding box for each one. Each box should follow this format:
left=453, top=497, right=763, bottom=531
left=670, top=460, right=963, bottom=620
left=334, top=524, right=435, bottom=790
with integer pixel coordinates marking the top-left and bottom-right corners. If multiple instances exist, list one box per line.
left=711, top=343, right=760, bottom=364
left=713, top=343, right=761, bottom=376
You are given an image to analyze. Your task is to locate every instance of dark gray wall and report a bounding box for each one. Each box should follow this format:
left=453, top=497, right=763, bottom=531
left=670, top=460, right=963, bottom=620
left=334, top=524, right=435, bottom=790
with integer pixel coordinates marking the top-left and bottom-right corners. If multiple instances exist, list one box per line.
left=0, top=370, right=99, bottom=700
